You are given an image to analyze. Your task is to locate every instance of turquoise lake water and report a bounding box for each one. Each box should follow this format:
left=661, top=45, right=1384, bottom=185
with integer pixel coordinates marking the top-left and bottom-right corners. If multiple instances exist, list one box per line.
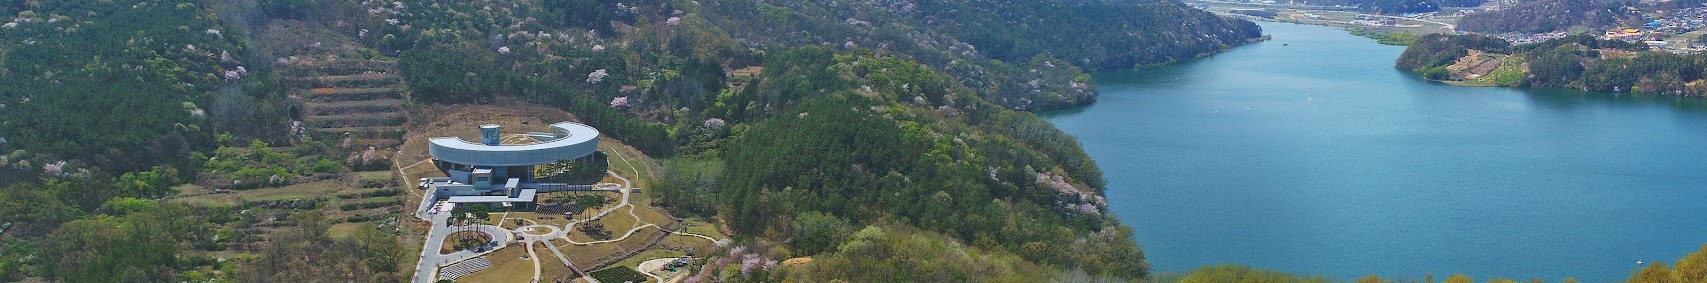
left=1041, top=22, right=1707, bottom=282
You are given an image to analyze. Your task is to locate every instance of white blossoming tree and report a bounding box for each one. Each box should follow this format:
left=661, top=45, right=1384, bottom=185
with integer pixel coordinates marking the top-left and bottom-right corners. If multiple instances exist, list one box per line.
left=587, top=69, right=608, bottom=83
left=610, top=96, right=629, bottom=108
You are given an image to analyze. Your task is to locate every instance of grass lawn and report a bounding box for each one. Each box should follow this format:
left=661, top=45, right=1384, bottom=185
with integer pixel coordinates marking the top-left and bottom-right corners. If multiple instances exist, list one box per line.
left=598, top=142, right=661, bottom=202
left=661, top=234, right=716, bottom=254
left=661, top=219, right=726, bottom=254
left=537, top=242, right=577, bottom=282
left=681, top=219, right=728, bottom=240
left=627, top=188, right=653, bottom=204
left=173, top=183, right=206, bottom=195
left=566, top=226, right=599, bottom=243
left=599, top=142, right=648, bottom=182
left=171, top=180, right=342, bottom=206
left=457, top=243, right=534, bottom=283
left=612, top=229, right=663, bottom=255
left=631, top=205, right=672, bottom=228
left=356, top=170, right=392, bottom=181
left=561, top=240, right=622, bottom=267
left=327, top=222, right=363, bottom=239
left=603, top=205, right=642, bottom=230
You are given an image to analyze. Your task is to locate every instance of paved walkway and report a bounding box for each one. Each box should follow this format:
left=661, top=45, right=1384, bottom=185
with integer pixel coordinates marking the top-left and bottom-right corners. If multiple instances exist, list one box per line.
left=525, top=242, right=542, bottom=282
left=411, top=213, right=513, bottom=283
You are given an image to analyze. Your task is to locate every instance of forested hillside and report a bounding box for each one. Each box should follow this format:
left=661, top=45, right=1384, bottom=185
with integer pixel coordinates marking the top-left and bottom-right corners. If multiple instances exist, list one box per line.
left=1397, top=33, right=1707, bottom=96
left=696, top=0, right=1263, bottom=110
left=0, top=0, right=1251, bottom=281
left=0, top=0, right=248, bottom=181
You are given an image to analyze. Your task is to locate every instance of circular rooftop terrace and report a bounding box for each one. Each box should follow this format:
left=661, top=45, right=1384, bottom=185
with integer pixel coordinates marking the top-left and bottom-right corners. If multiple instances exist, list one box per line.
left=427, top=122, right=600, bottom=166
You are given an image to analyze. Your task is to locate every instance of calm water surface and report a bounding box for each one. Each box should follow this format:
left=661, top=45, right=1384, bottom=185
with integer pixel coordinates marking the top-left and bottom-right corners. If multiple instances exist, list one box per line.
left=1041, top=22, right=1707, bottom=282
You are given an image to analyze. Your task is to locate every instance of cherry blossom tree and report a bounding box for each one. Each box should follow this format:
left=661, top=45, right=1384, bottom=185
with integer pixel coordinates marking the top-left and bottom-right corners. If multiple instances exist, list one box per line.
left=587, top=69, right=608, bottom=83
left=610, top=96, right=629, bottom=108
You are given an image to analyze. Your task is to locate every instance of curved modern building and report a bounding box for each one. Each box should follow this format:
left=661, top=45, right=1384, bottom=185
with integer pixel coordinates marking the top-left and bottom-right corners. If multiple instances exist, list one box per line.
left=419, top=122, right=602, bottom=212
left=429, top=122, right=599, bottom=185
left=429, top=122, right=600, bottom=167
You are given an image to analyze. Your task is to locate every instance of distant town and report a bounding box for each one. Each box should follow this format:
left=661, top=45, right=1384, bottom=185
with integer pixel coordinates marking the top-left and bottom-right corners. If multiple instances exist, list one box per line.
left=1191, top=0, right=1707, bottom=52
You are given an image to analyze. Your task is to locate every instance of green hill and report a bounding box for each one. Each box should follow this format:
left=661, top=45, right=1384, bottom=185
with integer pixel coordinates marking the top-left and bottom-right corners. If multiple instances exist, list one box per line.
left=1397, top=33, right=1707, bottom=97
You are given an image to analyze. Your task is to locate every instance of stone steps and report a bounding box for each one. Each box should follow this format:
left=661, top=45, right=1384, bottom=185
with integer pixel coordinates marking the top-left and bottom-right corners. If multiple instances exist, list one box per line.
left=438, top=257, right=493, bottom=280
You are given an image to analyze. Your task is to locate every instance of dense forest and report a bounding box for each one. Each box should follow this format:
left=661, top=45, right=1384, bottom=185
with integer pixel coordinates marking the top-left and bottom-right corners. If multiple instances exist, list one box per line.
left=1396, top=33, right=1707, bottom=96
left=693, top=0, right=1264, bottom=110
left=1456, top=0, right=1639, bottom=33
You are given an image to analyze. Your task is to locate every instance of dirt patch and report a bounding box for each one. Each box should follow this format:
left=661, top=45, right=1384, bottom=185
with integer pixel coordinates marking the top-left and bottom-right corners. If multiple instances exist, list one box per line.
left=781, top=257, right=813, bottom=266
left=1599, top=48, right=1637, bottom=60
left=1446, top=49, right=1504, bottom=81
left=729, top=66, right=764, bottom=78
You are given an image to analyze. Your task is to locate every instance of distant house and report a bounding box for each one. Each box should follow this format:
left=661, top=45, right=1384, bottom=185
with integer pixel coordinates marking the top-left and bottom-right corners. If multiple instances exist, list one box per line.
left=1604, top=29, right=1644, bottom=40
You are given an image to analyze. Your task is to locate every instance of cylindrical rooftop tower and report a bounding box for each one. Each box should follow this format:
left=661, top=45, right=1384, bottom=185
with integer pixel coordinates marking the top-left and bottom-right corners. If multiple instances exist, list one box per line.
left=480, top=124, right=501, bottom=145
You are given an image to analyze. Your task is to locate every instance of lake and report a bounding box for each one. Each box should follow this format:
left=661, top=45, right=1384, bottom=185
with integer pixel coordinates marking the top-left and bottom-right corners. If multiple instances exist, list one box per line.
left=1041, top=22, right=1707, bottom=282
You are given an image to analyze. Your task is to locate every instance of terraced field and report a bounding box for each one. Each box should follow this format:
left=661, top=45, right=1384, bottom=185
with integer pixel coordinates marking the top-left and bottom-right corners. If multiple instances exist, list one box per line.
left=287, top=60, right=411, bottom=149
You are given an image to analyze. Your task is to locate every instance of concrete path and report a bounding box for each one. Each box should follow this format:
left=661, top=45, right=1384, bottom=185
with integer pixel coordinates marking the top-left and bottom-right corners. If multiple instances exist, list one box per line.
left=411, top=212, right=513, bottom=283
left=411, top=212, right=453, bottom=283
left=670, top=231, right=720, bottom=243
left=517, top=224, right=563, bottom=241
left=543, top=239, right=573, bottom=267
left=525, top=242, right=542, bottom=283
